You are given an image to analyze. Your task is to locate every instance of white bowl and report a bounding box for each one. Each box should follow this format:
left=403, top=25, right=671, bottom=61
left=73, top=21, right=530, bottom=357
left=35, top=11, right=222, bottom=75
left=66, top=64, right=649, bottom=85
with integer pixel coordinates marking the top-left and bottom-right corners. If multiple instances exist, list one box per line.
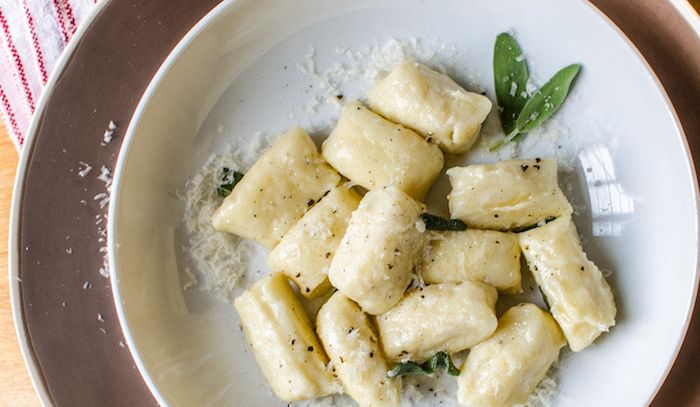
left=109, top=0, right=699, bottom=406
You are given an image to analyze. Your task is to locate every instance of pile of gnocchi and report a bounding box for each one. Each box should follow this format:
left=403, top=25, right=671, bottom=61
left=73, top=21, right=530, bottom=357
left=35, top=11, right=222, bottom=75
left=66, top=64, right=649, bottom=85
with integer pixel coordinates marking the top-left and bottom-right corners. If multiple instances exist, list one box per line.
left=212, top=61, right=616, bottom=407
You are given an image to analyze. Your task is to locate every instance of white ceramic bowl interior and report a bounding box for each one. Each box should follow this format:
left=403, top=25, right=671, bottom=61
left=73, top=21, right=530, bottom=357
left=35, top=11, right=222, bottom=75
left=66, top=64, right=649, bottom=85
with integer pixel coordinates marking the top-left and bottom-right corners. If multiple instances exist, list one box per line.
left=110, top=0, right=699, bottom=406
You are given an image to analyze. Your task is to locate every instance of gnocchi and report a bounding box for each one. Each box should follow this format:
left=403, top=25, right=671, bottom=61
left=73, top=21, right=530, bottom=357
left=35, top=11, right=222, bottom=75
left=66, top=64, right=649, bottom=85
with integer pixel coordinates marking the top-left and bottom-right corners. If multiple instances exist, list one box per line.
left=447, top=158, right=572, bottom=230
left=322, top=101, right=444, bottom=200
left=519, top=215, right=616, bottom=351
left=233, top=273, right=339, bottom=401
left=317, top=293, right=401, bottom=407
left=213, top=126, right=340, bottom=248
left=369, top=61, right=492, bottom=153
left=421, top=229, right=521, bottom=293
left=375, top=281, right=498, bottom=362
left=458, top=303, right=566, bottom=407
left=328, top=185, right=426, bottom=315
left=268, top=186, right=361, bottom=298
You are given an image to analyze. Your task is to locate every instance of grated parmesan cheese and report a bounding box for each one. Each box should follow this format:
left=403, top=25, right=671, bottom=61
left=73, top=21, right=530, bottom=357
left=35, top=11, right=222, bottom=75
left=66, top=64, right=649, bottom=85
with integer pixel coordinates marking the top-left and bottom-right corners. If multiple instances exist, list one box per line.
left=510, top=81, right=518, bottom=97
left=304, top=218, right=333, bottom=241
left=516, top=361, right=562, bottom=407
left=78, top=161, right=92, bottom=177
left=97, top=165, right=113, bottom=188
left=95, top=166, right=112, bottom=279
left=176, top=153, right=256, bottom=300
left=93, top=193, right=109, bottom=209
left=182, top=267, right=198, bottom=291
left=294, top=365, right=558, bottom=407
left=102, top=120, right=118, bottom=145
left=295, top=37, right=474, bottom=118
left=415, top=219, right=426, bottom=233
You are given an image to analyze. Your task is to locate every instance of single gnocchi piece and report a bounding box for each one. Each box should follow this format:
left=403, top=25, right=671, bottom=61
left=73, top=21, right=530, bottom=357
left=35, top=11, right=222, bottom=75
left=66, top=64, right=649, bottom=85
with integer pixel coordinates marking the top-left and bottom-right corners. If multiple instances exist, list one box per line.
left=234, top=273, right=339, bottom=401
left=457, top=303, right=566, bottom=407
left=317, top=293, right=401, bottom=407
left=519, top=216, right=616, bottom=351
left=447, top=158, right=572, bottom=230
left=321, top=101, right=444, bottom=200
left=233, top=273, right=339, bottom=401
left=421, top=229, right=521, bottom=293
left=328, top=185, right=426, bottom=315
left=375, top=281, right=498, bottom=362
left=368, top=60, right=492, bottom=154
left=213, top=126, right=340, bottom=248
left=268, top=186, right=361, bottom=298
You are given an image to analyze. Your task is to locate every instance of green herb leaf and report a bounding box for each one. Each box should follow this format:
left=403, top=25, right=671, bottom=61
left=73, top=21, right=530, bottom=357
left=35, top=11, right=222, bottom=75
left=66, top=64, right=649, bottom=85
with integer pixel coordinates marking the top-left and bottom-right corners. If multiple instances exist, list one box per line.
left=387, top=361, right=425, bottom=378
left=513, top=63, right=581, bottom=134
left=427, top=351, right=461, bottom=376
left=420, top=213, right=467, bottom=231
left=216, top=168, right=244, bottom=198
left=491, top=63, right=581, bottom=151
left=494, top=33, right=530, bottom=134
left=387, top=351, right=460, bottom=378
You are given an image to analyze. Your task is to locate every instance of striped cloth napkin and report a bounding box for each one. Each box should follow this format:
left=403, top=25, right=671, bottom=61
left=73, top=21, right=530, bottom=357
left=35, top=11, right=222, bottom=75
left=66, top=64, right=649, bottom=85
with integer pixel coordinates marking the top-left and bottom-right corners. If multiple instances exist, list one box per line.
left=0, top=0, right=98, bottom=149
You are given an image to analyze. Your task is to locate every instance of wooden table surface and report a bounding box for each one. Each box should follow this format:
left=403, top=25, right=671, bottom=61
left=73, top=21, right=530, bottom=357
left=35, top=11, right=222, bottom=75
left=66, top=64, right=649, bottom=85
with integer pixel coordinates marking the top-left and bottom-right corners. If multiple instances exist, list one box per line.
left=1, top=2, right=699, bottom=406
left=0, top=123, right=39, bottom=406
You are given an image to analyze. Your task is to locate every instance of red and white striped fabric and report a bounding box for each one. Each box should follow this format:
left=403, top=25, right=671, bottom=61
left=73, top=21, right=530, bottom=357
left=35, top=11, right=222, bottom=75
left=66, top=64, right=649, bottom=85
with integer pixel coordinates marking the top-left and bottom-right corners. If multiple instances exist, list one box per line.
left=0, top=0, right=98, bottom=149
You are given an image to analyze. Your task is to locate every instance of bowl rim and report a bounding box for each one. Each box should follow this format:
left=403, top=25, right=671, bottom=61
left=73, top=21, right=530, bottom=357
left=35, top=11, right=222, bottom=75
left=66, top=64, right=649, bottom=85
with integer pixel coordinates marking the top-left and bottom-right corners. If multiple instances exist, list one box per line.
left=106, top=1, right=237, bottom=404
left=668, top=0, right=700, bottom=37
left=582, top=2, right=700, bottom=405
left=105, top=1, right=700, bottom=406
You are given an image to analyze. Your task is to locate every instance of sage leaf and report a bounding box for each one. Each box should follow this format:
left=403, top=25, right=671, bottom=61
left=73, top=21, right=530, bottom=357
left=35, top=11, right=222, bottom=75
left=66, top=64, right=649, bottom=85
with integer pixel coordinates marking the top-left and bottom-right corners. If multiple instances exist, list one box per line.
left=387, top=351, right=460, bottom=378
left=426, top=351, right=461, bottom=376
left=494, top=33, right=529, bottom=134
left=217, top=168, right=244, bottom=198
left=420, top=213, right=467, bottom=231
left=514, top=63, right=581, bottom=134
left=387, top=361, right=425, bottom=378
left=491, top=63, right=581, bottom=151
